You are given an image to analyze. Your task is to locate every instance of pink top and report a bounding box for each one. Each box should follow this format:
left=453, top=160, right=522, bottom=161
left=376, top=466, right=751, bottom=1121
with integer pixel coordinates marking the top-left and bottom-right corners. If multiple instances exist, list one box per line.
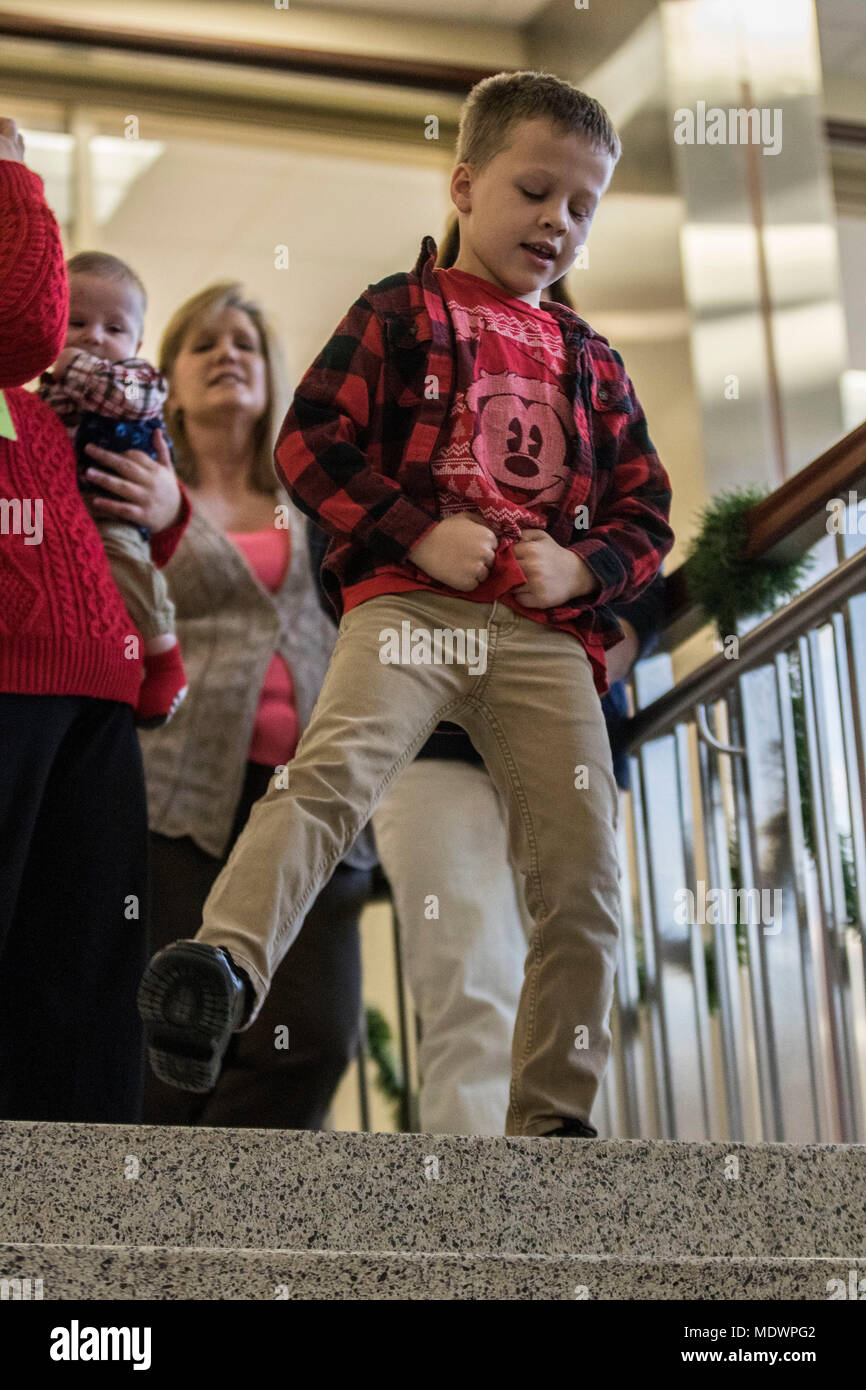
left=226, top=526, right=299, bottom=766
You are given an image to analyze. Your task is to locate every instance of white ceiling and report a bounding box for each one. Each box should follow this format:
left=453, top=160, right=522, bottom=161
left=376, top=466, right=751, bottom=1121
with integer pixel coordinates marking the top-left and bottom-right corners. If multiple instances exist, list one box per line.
left=304, top=0, right=866, bottom=85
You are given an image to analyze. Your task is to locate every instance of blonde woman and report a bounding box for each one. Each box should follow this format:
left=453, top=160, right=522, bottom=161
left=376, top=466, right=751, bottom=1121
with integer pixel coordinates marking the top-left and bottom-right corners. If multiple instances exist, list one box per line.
left=136, top=283, right=375, bottom=1128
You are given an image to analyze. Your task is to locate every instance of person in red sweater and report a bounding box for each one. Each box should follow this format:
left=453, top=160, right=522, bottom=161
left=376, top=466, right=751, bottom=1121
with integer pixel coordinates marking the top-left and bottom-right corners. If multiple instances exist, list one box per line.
left=38, top=250, right=189, bottom=727
left=0, top=118, right=191, bottom=1121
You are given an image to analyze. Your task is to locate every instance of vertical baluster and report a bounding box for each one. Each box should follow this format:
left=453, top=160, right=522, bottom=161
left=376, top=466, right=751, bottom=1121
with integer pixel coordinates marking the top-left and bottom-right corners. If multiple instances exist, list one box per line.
left=390, top=906, right=414, bottom=1134
left=696, top=696, right=746, bottom=1139
left=627, top=747, right=666, bottom=1138
left=614, top=769, right=646, bottom=1137
left=676, top=721, right=715, bottom=1137
left=633, top=654, right=710, bottom=1138
left=736, top=654, right=820, bottom=1140
left=799, top=632, right=847, bottom=1139
left=803, top=629, right=861, bottom=1141
left=841, top=593, right=866, bottom=941
left=728, top=677, right=783, bottom=1139
left=356, top=1006, right=371, bottom=1133
left=739, top=650, right=828, bottom=1139
left=775, top=646, right=827, bottom=1136
left=832, top=610, right=866, bottom=1141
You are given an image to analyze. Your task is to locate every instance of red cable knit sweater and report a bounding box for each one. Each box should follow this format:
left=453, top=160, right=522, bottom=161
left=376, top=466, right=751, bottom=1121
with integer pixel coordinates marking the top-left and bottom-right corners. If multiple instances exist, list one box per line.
left=0, top=160, right=190, bottom=706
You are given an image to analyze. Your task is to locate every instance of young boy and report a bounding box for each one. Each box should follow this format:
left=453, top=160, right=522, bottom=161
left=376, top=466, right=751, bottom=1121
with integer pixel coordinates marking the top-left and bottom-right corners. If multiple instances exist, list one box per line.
left=39, top=252, right=187, bottom=726
left=138, top=71, right=674, bottom=1138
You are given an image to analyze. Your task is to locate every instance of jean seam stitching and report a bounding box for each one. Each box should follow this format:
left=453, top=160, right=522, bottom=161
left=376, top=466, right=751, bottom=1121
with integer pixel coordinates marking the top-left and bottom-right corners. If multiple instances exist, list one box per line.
left=462, top=696, right=546, bottom=1131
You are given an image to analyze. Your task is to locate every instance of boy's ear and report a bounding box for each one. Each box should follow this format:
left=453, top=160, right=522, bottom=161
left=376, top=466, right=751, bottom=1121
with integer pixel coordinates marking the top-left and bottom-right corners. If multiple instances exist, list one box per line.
left=450, top=163, right=473, bottom=215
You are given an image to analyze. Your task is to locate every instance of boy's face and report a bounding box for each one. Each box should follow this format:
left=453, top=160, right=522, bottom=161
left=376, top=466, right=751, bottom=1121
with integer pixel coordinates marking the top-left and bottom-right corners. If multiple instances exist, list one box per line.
left=450, top=117, right=615, bottom=307
left=66, top=272, right=143, bottom=364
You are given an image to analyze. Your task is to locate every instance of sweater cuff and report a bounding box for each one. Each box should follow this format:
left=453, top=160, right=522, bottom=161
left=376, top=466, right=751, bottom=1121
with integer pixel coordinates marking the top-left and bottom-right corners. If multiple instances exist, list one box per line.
left=151, top=481, right=192, bottom=567
left=0, top=160, right=46, bottom=199
left=569, top=539, right=625, bottom=607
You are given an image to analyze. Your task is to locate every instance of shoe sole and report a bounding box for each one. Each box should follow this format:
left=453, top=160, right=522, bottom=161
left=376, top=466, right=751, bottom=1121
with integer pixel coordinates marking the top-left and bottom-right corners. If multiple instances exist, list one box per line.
left=137, top=942, right=241, bottom=1092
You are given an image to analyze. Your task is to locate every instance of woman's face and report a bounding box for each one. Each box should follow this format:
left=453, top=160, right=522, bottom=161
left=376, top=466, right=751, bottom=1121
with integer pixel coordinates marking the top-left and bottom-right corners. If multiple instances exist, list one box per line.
left=168, top=304, right=268, bottom=432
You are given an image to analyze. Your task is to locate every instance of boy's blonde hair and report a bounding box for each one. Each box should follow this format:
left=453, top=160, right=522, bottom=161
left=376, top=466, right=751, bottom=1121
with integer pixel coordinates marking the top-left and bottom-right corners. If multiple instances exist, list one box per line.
left=456, top=69, right=621, bottom=173
left=66, top=250, right=148, bottom=326
left=158, top=282, right=285, bottom=496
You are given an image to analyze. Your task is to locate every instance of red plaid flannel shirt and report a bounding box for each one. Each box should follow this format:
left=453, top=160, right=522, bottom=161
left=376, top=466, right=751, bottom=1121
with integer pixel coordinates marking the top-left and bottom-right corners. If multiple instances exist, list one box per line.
left=275, top=235, right=674, bottom=692
left=39, top=351, right=167, bottom=428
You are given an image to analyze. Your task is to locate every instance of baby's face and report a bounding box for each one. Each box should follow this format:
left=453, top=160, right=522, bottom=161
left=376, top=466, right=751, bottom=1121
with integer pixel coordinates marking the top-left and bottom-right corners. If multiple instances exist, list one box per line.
left=66, top=272, right=143, bottom=364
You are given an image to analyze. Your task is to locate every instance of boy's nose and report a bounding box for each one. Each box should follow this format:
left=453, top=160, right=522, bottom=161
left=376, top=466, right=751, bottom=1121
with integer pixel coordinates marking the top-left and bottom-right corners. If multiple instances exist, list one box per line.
left=541, top=213, right=567, bottom=236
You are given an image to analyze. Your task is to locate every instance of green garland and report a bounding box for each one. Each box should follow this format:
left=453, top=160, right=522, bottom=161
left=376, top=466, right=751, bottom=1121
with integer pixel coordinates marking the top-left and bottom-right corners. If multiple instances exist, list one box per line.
left=686, top=484, right=816, bottom=640
left=363, top=1005, right=404, bottom=1126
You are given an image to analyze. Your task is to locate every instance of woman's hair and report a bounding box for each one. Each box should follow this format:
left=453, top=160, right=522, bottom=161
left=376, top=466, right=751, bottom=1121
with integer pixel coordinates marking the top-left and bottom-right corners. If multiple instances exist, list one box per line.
left=158, top=282, right=286, bottom=494
left=455, top=69, right=621, bottom=174
left=436, top=212, right=577, bottom=312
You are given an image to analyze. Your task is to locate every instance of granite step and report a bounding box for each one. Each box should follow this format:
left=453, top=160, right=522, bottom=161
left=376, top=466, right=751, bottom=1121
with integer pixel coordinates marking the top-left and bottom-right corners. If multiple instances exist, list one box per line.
left=1, top=1122, right=863, bottom=1263
left=2, top=1244, right=863, bottom=1301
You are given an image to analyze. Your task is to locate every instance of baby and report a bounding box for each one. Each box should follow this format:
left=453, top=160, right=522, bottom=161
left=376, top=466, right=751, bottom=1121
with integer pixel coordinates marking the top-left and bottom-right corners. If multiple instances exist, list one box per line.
left=39, top=251, right=187, bottom=725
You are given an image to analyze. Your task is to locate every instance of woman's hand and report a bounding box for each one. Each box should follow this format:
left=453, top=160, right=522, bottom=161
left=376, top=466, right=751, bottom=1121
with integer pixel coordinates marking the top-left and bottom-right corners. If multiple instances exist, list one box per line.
left=606, top=617, right=640, bottom=684
left=84, top=429, right=183, bottom=532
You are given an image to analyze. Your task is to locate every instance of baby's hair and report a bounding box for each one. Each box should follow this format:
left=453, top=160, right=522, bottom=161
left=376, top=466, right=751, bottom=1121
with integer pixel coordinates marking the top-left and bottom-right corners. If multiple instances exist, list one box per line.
left=456, top=69, right=621, bottom=174
left=66, top=251, right=148, bottom=319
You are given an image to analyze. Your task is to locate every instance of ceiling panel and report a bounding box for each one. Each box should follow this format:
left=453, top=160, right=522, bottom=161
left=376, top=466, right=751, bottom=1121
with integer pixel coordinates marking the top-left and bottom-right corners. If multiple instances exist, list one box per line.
left=298, top=0, right=549, bottom=21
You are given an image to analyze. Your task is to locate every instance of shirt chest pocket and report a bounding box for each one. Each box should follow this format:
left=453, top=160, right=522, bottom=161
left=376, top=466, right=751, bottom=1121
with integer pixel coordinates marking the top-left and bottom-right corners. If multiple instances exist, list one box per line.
left=591, top=377, right=633, bottom=415
left=382, top=314, right=432, bottom=407
left=588, top=376, right=633, bottom=475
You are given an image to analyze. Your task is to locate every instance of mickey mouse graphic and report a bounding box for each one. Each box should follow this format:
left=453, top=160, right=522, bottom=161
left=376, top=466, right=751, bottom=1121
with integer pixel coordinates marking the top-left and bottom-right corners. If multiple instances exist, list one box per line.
left=432, top=370, right=575, bottom=531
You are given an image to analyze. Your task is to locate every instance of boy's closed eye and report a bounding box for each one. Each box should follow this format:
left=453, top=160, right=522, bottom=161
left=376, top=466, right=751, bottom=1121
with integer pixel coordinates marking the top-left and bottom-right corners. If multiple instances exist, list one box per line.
left=518, top=188, right=589, bottom=221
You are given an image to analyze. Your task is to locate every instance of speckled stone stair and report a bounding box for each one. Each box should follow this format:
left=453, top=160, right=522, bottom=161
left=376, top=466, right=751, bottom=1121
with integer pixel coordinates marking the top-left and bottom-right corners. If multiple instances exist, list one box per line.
left=1, top=1122, right=863, bottom=1299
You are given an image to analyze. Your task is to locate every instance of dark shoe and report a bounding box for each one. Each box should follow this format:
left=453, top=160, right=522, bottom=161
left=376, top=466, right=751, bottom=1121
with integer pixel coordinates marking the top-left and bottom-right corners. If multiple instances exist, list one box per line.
left=137, top=941, right=251, bottom=1092
left=543, top=1118, right=598, bottom=1138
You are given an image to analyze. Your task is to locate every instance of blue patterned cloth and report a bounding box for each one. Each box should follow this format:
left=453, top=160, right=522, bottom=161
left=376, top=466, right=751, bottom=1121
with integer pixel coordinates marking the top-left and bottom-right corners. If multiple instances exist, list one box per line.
left=75, top=413, right=165, bottom=542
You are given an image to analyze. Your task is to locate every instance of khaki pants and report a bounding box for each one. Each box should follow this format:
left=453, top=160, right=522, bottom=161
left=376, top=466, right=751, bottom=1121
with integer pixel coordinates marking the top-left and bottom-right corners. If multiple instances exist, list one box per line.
left=199, top=590, right=622, bottom=1136
left=373, top=758, right=533, bottom=1136
left=98, top=517, right=175, bottom=643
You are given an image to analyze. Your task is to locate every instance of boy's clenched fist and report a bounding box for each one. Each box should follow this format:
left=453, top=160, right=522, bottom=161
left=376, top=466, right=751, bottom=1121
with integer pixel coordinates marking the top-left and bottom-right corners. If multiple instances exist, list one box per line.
left=409, top=512, right=498, bottom=591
